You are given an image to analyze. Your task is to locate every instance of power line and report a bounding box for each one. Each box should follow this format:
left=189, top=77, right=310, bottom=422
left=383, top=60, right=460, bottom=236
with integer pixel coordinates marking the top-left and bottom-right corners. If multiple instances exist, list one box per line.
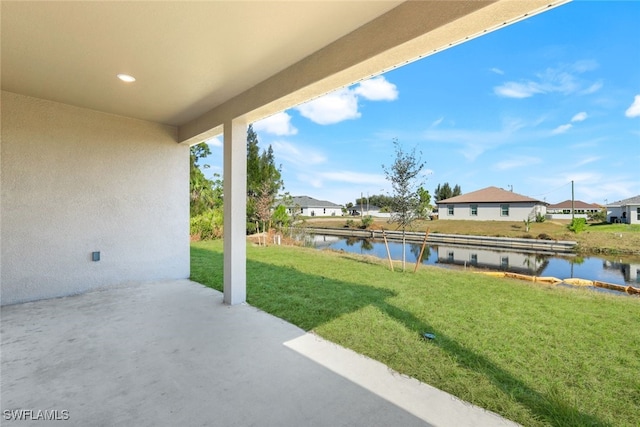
left=529, top=181, right=572, bottom=198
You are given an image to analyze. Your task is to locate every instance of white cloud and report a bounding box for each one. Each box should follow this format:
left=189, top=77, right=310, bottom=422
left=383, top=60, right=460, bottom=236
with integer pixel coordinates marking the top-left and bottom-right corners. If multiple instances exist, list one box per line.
left=318, top=171, right=387, bottom=186
left=494, top=61, right=601, bottom=99
left=494, top=81, right=542, bottom=98
left=253, top=112, right=298, bottom=136
left=295, top=76, right=398, bottom=125
left=552, top=124, right=573, bottom=135
left=295, top=174, right=324, bottom=189
left=271, top=140, right=327, bottom=166
left=571, top=112, right=588, bottom=122
left=296, top=88, right=360, bottom=125
left=205, top=136, right=222, bottom=147
left=580, top=81, right=603, bottom=95
left=493, top=156, right=542, bottom=171
left=571, top=59, right=598, bottom=73
left=575, top=156, right=600, bottom=167
left=421, top=117, right=534, bottom=162
left=430, top=117, right=444, bottom=127
left=625, top=94, right=640, bottom=118
left=491, top=67, right=505, bottom=75
left=353, top=76, right=398, bottom=101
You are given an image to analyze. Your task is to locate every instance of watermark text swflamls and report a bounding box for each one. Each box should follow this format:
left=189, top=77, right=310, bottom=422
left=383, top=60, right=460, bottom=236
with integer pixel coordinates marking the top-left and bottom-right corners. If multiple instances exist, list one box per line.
left=3, top=409, right=70, bottom=421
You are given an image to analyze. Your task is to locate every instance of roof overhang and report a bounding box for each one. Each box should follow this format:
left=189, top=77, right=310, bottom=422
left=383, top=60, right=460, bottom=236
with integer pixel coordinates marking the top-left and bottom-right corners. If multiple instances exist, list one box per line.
left=1, top=1, right=570, bottom=144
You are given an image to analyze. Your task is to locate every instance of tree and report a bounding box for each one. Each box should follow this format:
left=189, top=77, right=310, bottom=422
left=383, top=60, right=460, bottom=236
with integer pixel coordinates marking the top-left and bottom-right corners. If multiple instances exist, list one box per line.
left=434, top=182, right=461, bottom=202
left=383, top=139, right=425, bottom=271
left=246, top=125, right=284, bottom=234
left=416, top=186, right=432, bottom=218
left=190, top=142, right=222, bottom=217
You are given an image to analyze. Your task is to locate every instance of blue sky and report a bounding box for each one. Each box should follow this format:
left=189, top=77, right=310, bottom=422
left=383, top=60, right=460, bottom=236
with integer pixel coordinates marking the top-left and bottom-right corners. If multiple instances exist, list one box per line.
left=203, top=1, right=640, bottom=207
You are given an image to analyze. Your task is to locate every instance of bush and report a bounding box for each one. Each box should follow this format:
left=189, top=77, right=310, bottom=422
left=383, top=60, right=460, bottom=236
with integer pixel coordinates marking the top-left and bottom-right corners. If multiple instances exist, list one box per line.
left=588, top=209, right=606, bottom=223
left=345, top=219, right=355, bottom=228
left=360, top=215, right=374, bottom=229
left=568, top=218, right=588, bottom=234
left=190, top=209, right=224, bottom=240
left=535, top=213, right=546, bottom=223
left=271, top=205, right=290, bottom=230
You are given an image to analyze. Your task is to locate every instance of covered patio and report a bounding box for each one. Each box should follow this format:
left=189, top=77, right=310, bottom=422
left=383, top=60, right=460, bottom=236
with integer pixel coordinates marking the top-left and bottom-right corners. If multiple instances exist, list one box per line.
left=2, top=1, right=567, bottom=425
left=1, top=279, right=517, bottom=426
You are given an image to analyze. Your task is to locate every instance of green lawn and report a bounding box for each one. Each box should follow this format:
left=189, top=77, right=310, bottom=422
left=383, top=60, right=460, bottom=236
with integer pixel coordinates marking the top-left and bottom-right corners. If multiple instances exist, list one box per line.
left=191, top=240, right=640, bottom=427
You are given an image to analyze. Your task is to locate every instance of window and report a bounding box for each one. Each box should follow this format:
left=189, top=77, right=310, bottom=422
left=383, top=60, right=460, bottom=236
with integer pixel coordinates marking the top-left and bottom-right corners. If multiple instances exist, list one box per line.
left=470, top=253, right=478, bottom=265
left=637, top=207, right=640, bottom=221
left=447, top=251, right=454, bottom=262
left=448, top=205, right=454, bottom=215
left=470, top=204, right=478, bottom=216
left=501, top=204, right=509, bottom=216
left=323, top=208, right=326, bottom=214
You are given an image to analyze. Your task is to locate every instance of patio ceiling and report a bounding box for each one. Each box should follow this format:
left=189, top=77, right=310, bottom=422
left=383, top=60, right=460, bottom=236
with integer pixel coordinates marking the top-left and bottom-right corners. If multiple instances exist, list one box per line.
left=1, top=1, right=569, bottom=144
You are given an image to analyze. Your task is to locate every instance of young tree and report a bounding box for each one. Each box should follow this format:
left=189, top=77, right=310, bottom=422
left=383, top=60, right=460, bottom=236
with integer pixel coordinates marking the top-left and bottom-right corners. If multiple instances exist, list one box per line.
left=383, top=139, right=425, bottom=271
left=246, top=125, right=284, bottom=234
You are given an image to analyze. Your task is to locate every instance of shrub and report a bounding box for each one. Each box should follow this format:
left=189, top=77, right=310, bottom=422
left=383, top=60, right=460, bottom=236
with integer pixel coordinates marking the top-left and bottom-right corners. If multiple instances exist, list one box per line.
left=360, top=215, right=374, bottom=229
left=345, top=219, right=355, bottom=228
left=588, top=209, right=606, bottom=223
left=535, top=213, right=546, bottom=223
left=190, top=209, right=224, bottom=240
left=568, top=218, right=588, bottom=234
left=271, top=205, right=290, bottom=230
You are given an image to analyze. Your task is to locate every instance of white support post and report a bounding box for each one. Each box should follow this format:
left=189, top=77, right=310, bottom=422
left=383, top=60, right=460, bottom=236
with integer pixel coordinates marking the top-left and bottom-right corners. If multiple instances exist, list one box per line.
left=223, top=119, right=247, bottom=305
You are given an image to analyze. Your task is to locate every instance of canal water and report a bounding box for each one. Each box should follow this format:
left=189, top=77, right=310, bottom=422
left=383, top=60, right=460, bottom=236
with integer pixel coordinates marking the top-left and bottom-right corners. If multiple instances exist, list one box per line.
left=311, top=235, right=640, bottom=288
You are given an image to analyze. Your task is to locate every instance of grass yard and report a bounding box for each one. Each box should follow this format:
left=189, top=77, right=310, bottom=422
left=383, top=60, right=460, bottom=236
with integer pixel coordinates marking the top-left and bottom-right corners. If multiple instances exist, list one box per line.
left=191, top=240, right=640, bottom=427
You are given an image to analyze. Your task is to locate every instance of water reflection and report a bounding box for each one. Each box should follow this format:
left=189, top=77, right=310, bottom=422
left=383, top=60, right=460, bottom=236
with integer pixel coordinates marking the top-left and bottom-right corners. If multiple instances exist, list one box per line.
left=311, top=235, right=640, bottom=287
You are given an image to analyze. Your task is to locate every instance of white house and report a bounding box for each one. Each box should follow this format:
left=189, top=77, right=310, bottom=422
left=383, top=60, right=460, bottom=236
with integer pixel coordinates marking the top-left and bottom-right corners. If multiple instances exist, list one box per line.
left=285, top=196, right=343, bottom=217
left=607, top=195, right=640, bottom=224
left=436, top=186, right=547, bottom=221
left=546, top=200, right=601, bottom=220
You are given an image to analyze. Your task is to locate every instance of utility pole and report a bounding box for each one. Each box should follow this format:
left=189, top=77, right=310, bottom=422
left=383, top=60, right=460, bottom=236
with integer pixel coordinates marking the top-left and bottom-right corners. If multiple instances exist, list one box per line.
left=571, top=180, right=575, bottom=221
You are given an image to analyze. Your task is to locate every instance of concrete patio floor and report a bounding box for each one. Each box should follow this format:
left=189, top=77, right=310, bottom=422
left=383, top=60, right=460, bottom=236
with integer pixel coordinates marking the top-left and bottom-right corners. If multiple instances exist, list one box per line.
left=1, top=280, right=518, bottom=426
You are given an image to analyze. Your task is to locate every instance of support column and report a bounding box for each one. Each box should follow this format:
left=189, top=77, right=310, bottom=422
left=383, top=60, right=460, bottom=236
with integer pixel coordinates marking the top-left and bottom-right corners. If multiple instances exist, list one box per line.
left=223, top=119, right=247, bottom=305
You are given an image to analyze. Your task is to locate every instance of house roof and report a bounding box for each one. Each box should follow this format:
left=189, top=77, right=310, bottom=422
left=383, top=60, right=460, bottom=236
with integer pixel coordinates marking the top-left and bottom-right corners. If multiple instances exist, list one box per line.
left=547, top=200, right=600, bottom=209
left=437, top=186, right=545, bottom=205
left=1, top=1, right=567, bottom=144
left=607, top=195, right=640, bottom=207
left=288, top=196, right=342, bottom=209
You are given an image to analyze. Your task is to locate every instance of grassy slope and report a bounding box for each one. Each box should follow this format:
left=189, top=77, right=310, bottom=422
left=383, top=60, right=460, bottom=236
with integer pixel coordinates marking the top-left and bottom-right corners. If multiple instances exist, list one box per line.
left=306, top=217, right=640, bottom=256
left=191, top=240, right=640, bottom=427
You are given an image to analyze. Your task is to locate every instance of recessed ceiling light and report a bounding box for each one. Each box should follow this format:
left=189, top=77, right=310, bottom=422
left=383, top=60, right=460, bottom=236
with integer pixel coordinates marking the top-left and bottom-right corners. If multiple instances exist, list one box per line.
left=117, top=73, right=136, bottom=83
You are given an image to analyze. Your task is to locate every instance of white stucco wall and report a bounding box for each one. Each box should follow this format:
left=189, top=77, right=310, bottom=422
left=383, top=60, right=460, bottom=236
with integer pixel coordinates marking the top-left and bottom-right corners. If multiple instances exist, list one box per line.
left=1, top=92, right=190, bottom=305
left=306, top=207, right=343, bottom=217
left=607, top=206, right=640, bottom=224
left=438, top=203, right=544, bottom=221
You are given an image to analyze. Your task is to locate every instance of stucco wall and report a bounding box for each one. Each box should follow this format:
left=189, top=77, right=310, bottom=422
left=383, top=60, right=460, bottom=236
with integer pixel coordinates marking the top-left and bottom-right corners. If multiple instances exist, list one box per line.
left=1, top=92, right=190, bottom=305
left=607, top=206, right=640, bottom=224
left=438, top=203, right=544, bottom=221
